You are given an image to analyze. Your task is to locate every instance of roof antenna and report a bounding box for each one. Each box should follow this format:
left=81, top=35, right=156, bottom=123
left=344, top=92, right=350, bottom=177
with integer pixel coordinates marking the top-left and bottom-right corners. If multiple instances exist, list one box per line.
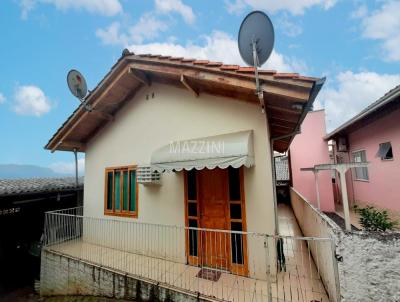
left=238, top=11, right=275, bottom=113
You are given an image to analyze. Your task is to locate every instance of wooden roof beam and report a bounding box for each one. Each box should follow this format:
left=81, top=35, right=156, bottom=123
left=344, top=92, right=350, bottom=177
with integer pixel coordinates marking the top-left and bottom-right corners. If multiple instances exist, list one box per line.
left=270, top=123, right=295, bottom=130
left=129, top=63, right=310, bottom=102
left=50, top=66, right=130, bottom=152
left=266, top=104, right=302, bottom=114
left=51, top=140, right=85, bottom=153
left=180, top=74, right=199, bottom=97
left=91, top=110, right=114, bottom=122
left=129, top=67, right=151, bottom=86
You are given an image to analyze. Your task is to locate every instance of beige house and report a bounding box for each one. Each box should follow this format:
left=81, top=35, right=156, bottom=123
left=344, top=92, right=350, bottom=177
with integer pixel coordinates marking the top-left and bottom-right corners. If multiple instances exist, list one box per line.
left=43, top=51, right=325, bottom=299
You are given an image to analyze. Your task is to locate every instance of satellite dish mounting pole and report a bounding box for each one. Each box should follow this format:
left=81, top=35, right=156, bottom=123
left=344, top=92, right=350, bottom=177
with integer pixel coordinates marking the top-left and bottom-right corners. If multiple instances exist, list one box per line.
left=252, top=38, right=265, bottom=113
left=81, top=97, right=92, bottom=112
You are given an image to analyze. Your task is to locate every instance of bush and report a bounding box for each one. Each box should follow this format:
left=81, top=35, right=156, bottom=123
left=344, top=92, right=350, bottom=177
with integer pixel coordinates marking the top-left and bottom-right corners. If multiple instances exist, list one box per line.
left=354, top=205, right=397, bottom=231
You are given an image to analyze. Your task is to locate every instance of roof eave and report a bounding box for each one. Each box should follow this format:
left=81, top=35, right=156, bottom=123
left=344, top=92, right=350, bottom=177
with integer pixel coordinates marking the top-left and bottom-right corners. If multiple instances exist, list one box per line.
left=324, top=85, right=400, bottom=141
left=273, top=77, right=326, bottom=152
left=45, top=52, right=324, bottom=153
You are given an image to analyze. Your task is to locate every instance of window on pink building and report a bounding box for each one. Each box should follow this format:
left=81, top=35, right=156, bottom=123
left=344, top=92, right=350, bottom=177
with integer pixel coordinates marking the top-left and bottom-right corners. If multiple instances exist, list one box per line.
left=352, top=150, right=369, bottom=181
left=377, top=142, right=393, bottom=160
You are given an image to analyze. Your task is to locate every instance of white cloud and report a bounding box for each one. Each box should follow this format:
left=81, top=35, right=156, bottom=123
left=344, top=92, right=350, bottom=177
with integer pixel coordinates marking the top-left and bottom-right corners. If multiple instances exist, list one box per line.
left=13, top=85, right=52, bottom=117
left=355, top=1, right=400, bottom=61
left=96, top=13, right=167, bottom=45
left=20, top=0, right=35, bottom=19
left=0, top=92, right=5, bottom=104
left=49, top=158, right=85, bottom=175
left=277, top=14, right=303, bottom=37
left=155, top=0, right=195, bottom=24
left=226, top=0, right=337, bottom=15
left=128, top=30, right=308, bottom=73
left=316, top=71, right=400, bottom=131
left=20, top=0, right=122, bottom=19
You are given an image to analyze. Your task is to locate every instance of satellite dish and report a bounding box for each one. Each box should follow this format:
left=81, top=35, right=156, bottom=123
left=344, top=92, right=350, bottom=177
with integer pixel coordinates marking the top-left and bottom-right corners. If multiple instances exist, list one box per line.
left=238, top=11, right=275, bottom=67
left=238, top=11, right=275, bottom=112
left=67, top=69, right=88, bottom=100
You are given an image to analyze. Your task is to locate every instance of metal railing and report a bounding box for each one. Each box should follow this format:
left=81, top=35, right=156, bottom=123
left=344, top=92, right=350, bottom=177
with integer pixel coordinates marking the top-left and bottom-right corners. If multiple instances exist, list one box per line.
left=43, top=207, right=339, bottom=302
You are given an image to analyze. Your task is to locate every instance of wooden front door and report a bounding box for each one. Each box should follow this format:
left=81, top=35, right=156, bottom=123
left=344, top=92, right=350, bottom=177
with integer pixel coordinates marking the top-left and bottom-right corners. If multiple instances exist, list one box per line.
left=197, top=168, right=230, bottom=270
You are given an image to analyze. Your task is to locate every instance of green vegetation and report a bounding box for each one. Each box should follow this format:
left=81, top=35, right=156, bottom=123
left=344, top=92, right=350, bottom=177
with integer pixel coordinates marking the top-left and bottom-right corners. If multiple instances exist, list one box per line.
left=354, top=205, right=397, bottom=231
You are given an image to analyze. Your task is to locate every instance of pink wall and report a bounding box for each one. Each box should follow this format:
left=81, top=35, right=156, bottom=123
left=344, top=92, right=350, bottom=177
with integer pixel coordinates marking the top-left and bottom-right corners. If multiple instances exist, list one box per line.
left=348, top=108, right=400, bottom=212
left=289, top=110, right=335, bottom=212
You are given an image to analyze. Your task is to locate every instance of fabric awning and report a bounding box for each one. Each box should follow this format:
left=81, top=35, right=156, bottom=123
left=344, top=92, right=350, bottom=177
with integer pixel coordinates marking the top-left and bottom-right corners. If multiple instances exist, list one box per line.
left=151, top=130, right=255, bottom=172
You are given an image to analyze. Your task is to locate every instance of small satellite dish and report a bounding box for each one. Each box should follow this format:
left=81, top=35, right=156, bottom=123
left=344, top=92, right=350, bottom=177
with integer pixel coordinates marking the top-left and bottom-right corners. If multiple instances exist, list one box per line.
left=67, top=69, right=88, bottom=100
left=238, top=11, right=275, bottom=67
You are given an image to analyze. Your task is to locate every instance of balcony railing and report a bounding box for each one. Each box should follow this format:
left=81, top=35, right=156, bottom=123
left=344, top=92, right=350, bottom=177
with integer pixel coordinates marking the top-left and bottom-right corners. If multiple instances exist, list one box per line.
left=43, top=207, right=340, bottom=302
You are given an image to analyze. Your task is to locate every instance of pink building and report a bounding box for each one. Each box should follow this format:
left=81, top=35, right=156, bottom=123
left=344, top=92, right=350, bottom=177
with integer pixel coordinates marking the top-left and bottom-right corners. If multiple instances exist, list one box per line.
left=325, top=86, right=400, bottom=219
left=289, top=110, right=335, bottom=212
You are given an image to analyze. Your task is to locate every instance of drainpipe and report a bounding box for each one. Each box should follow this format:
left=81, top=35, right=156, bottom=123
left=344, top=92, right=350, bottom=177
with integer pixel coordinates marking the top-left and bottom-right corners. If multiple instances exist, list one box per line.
left=73, top=148, right=79, bottom=188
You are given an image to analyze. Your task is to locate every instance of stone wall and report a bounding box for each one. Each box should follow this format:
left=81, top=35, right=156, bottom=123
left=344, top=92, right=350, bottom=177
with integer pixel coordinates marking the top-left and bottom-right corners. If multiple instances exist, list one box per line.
left=290, top=187, right=400, bottom=302
left=336, top=232, right=400, bottom=302
left=40, top=249, right=204, bottom=302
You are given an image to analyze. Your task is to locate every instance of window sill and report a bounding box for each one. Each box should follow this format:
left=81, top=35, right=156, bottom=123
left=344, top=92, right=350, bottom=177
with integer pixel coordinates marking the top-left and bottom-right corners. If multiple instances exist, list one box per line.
left=354, top=179, right=369, bottom=183
left=104, top=211, right=138, bottom=218
left=381, top=158, right=394, bottom=161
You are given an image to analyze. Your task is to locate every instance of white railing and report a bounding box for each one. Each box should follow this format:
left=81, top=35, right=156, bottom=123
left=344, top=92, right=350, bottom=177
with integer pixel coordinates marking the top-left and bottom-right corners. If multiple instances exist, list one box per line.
left=43, top=207, right=340, bottom=302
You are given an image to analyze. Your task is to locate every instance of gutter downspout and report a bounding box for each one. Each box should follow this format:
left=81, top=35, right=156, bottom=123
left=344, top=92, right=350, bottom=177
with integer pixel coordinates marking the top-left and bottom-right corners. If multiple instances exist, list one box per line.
left=269, top=77, right=326, bottom=235
left=73, top=148, right=79, bottom=188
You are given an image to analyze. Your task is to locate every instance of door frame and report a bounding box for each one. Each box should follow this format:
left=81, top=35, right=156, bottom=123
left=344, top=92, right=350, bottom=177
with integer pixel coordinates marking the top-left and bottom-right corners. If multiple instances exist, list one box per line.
left=184, top=168, right=248, bottom=276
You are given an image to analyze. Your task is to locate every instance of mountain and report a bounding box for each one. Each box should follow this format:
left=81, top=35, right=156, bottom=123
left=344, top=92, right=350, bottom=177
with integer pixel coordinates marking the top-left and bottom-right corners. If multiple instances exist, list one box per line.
left=0, top=164, right=68, bottom=179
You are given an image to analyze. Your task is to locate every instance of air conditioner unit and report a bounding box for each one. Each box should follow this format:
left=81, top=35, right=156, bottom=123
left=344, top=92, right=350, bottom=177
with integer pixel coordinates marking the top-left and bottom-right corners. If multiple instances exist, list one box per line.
left=337, top=137, right=348, bottom=152
left=137, top=166, right=161, bottom=185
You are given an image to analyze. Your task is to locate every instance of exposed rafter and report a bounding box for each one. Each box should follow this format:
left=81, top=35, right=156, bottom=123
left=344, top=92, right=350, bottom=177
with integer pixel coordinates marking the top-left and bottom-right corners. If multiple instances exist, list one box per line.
left=180, top=74, right=199, bottom=97
left=89, top=110, right=114, bottom=122
left=45, top=53, right=323, bottom=153
left=129, top=67, right=151, bottom=86
left=130, top=62, right=310, bottom=103
left=50, top=66, right=131, bottom=152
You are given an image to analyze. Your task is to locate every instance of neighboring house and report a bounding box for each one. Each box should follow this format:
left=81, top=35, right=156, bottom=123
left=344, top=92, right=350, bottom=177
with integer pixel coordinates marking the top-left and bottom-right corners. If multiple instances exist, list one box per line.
left=0, top=177, right=83, bottom=295
left=274, top=155, right=290, bottom=183
left=325, top=85, right=400, bottom=220
left=289, top=110, right=335, bottom=212
left=42, top=51, right=325, bottom=301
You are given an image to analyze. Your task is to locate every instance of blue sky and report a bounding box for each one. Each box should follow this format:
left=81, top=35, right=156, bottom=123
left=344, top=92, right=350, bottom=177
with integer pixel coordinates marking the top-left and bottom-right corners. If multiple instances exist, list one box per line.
left=0, top=0, right=399, bottom=174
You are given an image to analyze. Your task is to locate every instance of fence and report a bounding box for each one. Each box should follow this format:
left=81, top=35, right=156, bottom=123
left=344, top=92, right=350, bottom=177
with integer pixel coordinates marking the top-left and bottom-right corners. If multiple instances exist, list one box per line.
left=290, top=188, right=341, bottom=302
left=43, top=207, right=339, bottom=302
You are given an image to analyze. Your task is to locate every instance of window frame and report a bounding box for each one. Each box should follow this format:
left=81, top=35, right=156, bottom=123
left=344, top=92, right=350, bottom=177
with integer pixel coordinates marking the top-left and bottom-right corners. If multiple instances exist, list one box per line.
left=352, top=150, right=369, bottom=181
left=104, top=165, right=138, bottom=218
left=378, top=142, right=393, bottom=161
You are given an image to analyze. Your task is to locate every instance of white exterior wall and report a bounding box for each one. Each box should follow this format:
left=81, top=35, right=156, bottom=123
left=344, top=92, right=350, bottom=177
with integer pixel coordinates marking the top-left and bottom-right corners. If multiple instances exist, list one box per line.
left=83, top=83, right=275, bottom=278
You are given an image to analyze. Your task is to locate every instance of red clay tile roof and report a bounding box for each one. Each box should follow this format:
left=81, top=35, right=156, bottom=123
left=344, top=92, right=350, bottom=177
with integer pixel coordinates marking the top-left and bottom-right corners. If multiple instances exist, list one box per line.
left=132, top=53, right=318, bottom=83
left=45, top=50, right=324, bottom=153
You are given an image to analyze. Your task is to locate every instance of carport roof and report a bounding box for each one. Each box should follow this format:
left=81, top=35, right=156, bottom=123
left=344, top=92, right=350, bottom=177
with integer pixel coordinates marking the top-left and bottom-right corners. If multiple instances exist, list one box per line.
left=0, top=177, right=83, bottom=197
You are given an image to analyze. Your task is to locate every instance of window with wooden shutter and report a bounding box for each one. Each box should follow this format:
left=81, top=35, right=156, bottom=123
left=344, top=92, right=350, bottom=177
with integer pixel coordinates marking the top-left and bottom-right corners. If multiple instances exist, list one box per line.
left=104, top=166, right=138, bottom=217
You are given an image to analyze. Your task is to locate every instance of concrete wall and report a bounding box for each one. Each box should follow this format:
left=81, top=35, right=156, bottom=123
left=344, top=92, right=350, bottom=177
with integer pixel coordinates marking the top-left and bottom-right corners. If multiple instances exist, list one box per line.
left=290, top=186, right=400, bottom=302
left=347, top=108, right=400, bottom=218
left=290, top=110, right=335, bottom=212
left=40, top=249, right=204, bottom=301
left=290, top=187, right=340, bottom=302
left=83, top=83, right=275, bottom=278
